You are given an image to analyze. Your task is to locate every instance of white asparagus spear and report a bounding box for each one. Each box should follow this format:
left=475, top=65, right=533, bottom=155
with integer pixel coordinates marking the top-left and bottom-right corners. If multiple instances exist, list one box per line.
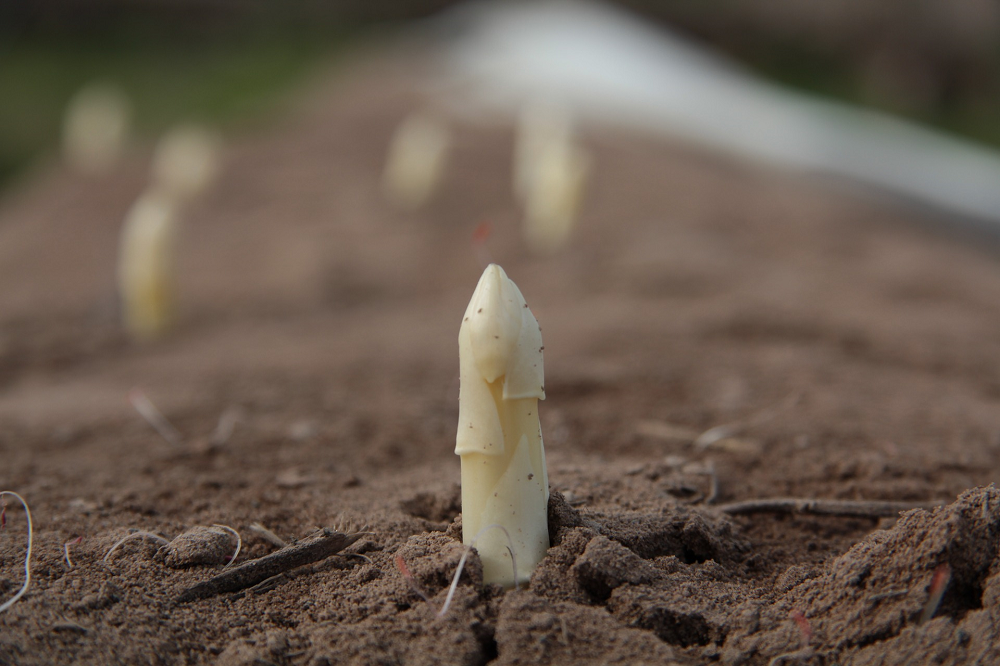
left=457, top=264, right=548, bottom=587
left=512, top=100, right=572, bottom=204
left=151, top=125, right=221, bottom=202
left=522, top=135, right=590, bottom=254
left=514, top=101, right=590, bottom=253
left=117, top=192, right=178, bottom=340
left=382, top=113, right=451, bottom=210
left=63, top=83, right=131, bottom=175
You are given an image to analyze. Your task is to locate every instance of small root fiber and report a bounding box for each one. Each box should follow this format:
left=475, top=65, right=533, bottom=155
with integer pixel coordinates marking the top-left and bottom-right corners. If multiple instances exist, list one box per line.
left=0, top=491, right=33, bottom=614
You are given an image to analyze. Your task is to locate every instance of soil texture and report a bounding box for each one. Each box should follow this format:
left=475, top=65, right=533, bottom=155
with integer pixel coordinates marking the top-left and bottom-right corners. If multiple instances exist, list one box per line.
left=2, top=55, right=1000, bottom=665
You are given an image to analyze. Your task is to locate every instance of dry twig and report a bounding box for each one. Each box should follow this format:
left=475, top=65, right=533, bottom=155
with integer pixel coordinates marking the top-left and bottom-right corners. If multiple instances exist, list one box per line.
left=718, top=497, right=944, bottom=518
left=176, top=529, right=367, bottom=603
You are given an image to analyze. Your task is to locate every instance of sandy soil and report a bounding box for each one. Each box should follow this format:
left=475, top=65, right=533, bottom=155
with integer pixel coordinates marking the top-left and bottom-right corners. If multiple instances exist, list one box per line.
left=2, top=54, right=1000, bottom=665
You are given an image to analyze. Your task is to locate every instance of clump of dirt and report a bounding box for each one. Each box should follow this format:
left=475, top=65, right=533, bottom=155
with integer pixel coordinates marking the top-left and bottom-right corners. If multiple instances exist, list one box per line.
left=571, top=535, right=660, bottom=600
left=721, top=485, right=1000, bottom=664
left=401, top=486, right=462, bottom=525
left=158, top=526, right=239, bottom=568
left=536, top=486, right=1000, bottom=663
left=301, top=533, right=497, bottom=666
left=495, top=590, right=676, bottom=665
left=395, top=531, right=483, bottom=595
left=528, top=491, right=753, bottom=660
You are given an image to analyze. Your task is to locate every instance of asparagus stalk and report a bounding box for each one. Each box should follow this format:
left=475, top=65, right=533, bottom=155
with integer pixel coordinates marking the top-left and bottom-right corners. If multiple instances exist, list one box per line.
left=62, top=83, right=131, bottom=175
left=151, top=125, right=221, bottom=202
left=117, top=192, right=178, bottom=340
left=382, top=113, right=451, bottom=210
left=457, top=264, right=548, bottom=587
left=514, top=102, right=590, bottom=253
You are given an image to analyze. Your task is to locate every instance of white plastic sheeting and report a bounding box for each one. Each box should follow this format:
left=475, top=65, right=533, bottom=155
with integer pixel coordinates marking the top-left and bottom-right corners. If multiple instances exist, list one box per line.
left=435, top=0, right=1000, bottom=224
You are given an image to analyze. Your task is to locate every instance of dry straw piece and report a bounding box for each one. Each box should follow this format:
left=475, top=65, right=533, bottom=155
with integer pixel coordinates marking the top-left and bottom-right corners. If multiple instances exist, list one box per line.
left=176, top=528, right=366, bottom=603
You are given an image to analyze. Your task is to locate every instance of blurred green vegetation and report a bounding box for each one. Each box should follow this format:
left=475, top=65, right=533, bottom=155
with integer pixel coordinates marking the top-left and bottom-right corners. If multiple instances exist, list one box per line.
left=625, top=0, right=1000, bottom=151
left=743, top=42, right=1000, bottom=151
left=0, top=31, right=349, bottom=188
